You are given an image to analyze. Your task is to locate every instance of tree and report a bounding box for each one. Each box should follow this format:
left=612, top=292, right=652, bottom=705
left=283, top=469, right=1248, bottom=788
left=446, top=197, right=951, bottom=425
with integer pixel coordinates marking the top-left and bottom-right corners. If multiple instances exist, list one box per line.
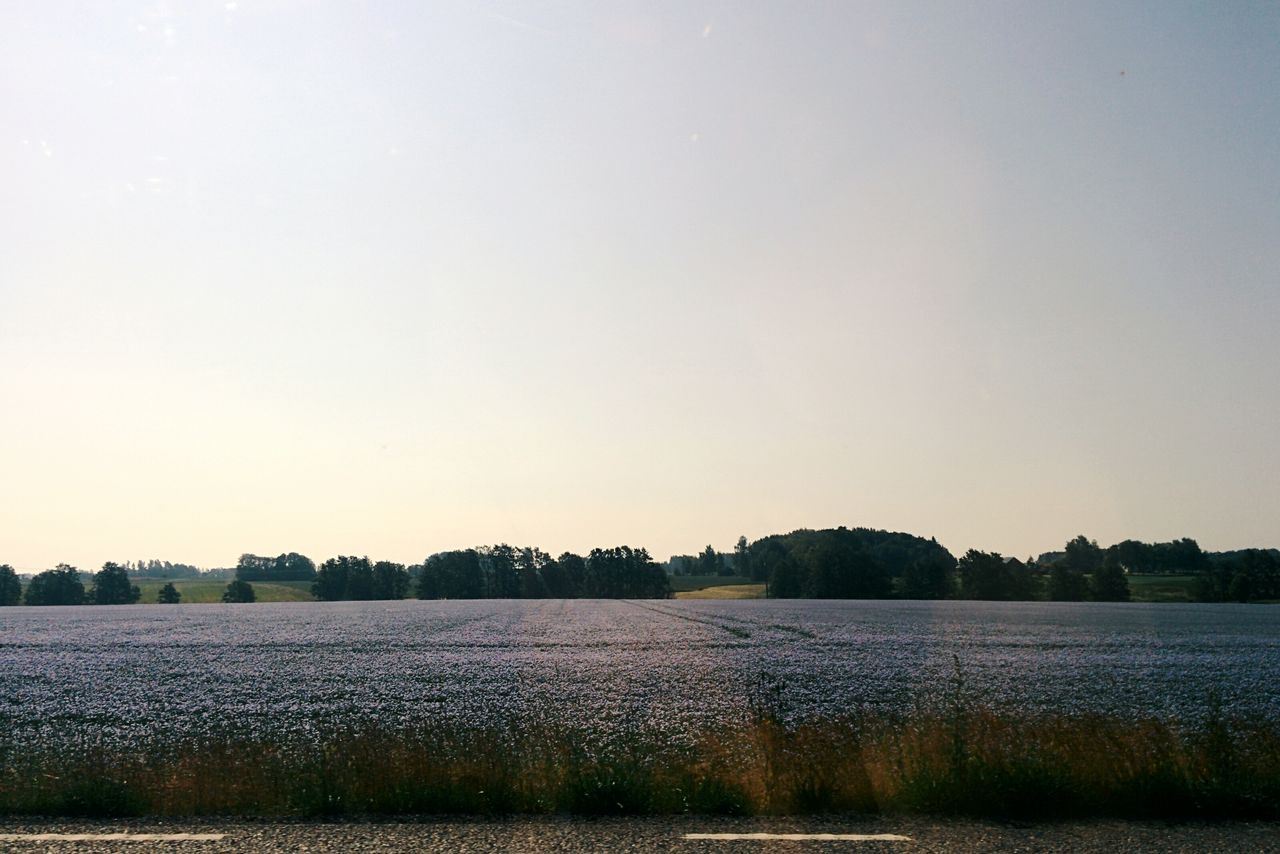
left=1048, top=563, right=1089, bottom=601
left=901, top=550, right=957, bottom=599
left=957, top=550, right=1012, bottom=600
left=557, top=552, right=587, bottom=596
left=734, top=536, right=752, bottom=580
left=92, top=562, right=141, bottom=605
left=1063, top=535, right=1104, bottom=575
left=416, top=550, right=484, bottom=599
left=157, top=582, right=182, bottom=604
left=24, top=565, right=85, bottom=606
left=371, top=561, right=410, bottom=600
left=540, top=556, right=575, bottom=598
left=222, top=579, right=256, bottom=603
left=585, top=546, right=670, bottom=598
left=1092, top=553, right=1130, bottom=600
left=1090, top=553, right=1131, bottom=602
left=0, top=565, right=21, bottom=606
left=236, top=552, right=316, bottom=582
left=800, top=537, right=890, bottom=598
left=481, top=545, right=521, bottom=598
left=768, top=556, right=803, bottom=598
left=1228, top=571, right=1253, bottom=603
left=313, top=556, right=377, bottom=601
left=698, top=545, right=724, bottom=576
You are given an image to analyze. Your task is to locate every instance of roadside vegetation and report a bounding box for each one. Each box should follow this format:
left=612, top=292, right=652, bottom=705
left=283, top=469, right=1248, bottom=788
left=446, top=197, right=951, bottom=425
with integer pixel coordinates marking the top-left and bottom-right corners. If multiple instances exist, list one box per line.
left=2, top=672, right=1275, bottom=820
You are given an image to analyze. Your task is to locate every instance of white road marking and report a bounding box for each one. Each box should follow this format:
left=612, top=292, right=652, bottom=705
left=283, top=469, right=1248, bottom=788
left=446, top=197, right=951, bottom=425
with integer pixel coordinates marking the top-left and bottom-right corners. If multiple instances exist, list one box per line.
left=0, top=833, right=226, bottom=842
left=684, top=833, right=912, bottom=841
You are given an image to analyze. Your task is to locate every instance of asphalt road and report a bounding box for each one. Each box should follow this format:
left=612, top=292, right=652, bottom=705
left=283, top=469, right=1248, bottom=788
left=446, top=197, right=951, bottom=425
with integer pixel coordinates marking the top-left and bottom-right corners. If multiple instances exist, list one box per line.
left=0, top=818, right=1277, bottom=853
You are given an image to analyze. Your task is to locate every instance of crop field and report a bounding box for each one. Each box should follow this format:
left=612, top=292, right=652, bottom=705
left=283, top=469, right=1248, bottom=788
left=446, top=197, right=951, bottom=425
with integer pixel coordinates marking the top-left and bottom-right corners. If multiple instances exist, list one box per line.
left=2, top=600, right=1279, bottom=818
left=2, top=599, right=1278, bottom=749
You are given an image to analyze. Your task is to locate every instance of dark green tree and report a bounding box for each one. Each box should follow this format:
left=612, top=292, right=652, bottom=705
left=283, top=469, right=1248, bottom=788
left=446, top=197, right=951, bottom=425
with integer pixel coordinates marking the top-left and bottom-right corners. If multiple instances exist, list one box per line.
left=901, top=550, right=957, bottom=599
left=1228, top=571, right=1252, bottom=603
left=585, top=546, right=670, bottom=598
left=539, top=557, right=570, bottom=597
left=0, top=565, right=21, bottom=606
left=1048, top=563, right=1089, bottom=601
left=236, top=552, right=316, bottom=582
left=768, top=555, right=803, bottom=598
left=481, top=545, right=521, bottom=598
left=734, top=536, right=752, bottom=580
left=557, top=552, right=587, bottom=595
left=698, top=545, right=725, bottom=576
left=371, top=561, right=410, bottom=600
left=92, top=562, right=141, bottom=605
left=222, top=579, right=256, bottom=603
left=957, top=550, right=1012, bottom=600
left=157, top=582, right=182, bottom=604
left=1090, top=553, right=1131, bottom=601
left=417, top=550, right=484, bottom=599
left=1063, top=535, right=1104, bottom=575
left=800, top=537, right=890, bottom=598
left=313, top=556, right=376, bottom=601
left=24, top=565, right=85, bottom=606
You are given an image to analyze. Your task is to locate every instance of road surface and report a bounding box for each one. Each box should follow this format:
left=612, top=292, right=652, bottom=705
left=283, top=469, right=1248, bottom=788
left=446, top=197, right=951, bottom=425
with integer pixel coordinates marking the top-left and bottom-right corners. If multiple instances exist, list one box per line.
left=0, top=817, right=1275, bottom=852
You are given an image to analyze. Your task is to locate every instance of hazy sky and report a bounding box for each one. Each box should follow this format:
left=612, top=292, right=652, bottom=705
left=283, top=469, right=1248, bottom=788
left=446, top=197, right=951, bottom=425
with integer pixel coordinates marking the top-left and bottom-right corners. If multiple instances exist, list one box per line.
left=3, top=1, right=1278, bottom=572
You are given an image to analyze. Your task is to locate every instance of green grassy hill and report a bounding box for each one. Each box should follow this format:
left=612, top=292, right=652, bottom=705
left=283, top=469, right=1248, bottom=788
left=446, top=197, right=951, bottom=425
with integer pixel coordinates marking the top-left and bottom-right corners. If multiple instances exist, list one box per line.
left=134, top=579, right=316, bottom=604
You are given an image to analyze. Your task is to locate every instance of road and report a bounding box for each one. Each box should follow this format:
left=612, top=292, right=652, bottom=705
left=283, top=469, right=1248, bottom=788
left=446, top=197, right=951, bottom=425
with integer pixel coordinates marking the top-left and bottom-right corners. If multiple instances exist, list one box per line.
left=0, top=818, right=1276, bottom=853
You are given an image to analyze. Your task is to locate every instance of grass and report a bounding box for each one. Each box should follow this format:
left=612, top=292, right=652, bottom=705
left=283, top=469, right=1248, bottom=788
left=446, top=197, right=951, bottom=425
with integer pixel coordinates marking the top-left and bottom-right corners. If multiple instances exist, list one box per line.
left=676, top=584, right=767, bottom=600
left=669, top=575, right=754, bottom=593
left=132, top=580, right=316, bottom=604
left=1126, top=575, right=1197, bottom=603
left=4, top=695, right=1277, bottom=819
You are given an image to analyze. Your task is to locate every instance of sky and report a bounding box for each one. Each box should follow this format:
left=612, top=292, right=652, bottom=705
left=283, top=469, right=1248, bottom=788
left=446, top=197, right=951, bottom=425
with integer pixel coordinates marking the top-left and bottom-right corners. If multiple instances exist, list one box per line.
left=2, top=1, right=1279, bottom=572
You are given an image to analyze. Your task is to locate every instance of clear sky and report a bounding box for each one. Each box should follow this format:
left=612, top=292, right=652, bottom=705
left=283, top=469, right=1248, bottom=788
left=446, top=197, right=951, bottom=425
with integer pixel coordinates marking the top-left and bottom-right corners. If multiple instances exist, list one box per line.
left=3, top=1, right=1278, bottom=572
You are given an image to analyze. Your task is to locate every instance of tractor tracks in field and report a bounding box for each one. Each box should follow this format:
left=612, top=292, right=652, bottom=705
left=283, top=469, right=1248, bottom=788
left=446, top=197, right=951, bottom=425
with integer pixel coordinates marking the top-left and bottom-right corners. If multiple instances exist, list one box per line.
left=622, top=601, right=818, bottom=642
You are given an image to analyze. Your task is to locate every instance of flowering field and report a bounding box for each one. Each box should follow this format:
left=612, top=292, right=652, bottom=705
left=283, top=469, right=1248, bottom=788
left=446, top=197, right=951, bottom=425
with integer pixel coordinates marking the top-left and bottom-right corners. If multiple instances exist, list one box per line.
left=3, top=599, right=1278, bottom=752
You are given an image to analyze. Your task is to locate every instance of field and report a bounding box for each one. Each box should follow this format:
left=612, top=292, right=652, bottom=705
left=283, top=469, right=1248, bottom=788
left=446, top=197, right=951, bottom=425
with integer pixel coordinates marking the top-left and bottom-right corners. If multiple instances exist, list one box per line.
left=1126, top=574, right=1197, bottom=603
left=675, top=583, right=766, bottom=599
left=131, top=579, right=316, bottom=603
left=668, top=574, right=754, bottom=592
left=2, top=600, right=1278, bottom=818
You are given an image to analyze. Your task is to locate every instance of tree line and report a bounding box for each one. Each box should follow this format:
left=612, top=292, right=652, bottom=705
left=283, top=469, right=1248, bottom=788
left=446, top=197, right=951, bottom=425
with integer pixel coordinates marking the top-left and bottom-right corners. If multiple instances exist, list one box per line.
left=3, top=530, right=1276, bottom=606
left=745, top=529, right=1279, bottom=603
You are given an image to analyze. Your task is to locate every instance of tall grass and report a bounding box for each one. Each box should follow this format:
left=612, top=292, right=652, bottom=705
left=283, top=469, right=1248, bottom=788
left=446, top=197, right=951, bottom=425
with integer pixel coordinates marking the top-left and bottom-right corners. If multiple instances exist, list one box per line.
left=3, top=700, right=1278, bottom=819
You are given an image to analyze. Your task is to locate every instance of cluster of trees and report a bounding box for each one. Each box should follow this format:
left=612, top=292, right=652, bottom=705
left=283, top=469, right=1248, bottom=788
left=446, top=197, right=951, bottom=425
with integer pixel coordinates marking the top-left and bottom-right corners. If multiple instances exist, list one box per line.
left=235, top=552, right=317, bottom=582
left=415, top=545, right=670, bottom=600
left=748, top=528, right=957, bottom=599
left=125, top=560, right=202, bottom=579
left=312, top=557, right=410, bottom=601
left=1108, top=538, right=1211, bottom=575
left=738, top=528, right=1278, bottom=603
left=669, top=538, right=756, bottom=578
left=1195, top=550, right=1280, bottom=603
left=6, top=563, right=142, bottom=606
left=0, top=563, right=256, bottom=606
left=955, top=537, right=1130, bottom=602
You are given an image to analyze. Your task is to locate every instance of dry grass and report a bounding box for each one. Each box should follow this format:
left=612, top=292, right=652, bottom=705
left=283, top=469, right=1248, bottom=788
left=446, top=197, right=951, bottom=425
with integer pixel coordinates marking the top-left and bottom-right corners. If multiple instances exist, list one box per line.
left=3, top=707, right=1277, bottom=819
left=674, top=584, right=767, bottom=600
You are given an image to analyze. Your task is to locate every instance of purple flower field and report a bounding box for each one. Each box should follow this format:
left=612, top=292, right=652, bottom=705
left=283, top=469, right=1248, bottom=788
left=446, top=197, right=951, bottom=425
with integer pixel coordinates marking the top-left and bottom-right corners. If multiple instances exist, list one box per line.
left=3, top=599, right=1278, bottom=751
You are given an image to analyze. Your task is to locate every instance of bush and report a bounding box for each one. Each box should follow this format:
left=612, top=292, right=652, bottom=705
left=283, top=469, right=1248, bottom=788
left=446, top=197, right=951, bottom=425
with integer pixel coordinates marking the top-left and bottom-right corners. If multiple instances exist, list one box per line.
left=222, top=580, right=256, bottom=603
